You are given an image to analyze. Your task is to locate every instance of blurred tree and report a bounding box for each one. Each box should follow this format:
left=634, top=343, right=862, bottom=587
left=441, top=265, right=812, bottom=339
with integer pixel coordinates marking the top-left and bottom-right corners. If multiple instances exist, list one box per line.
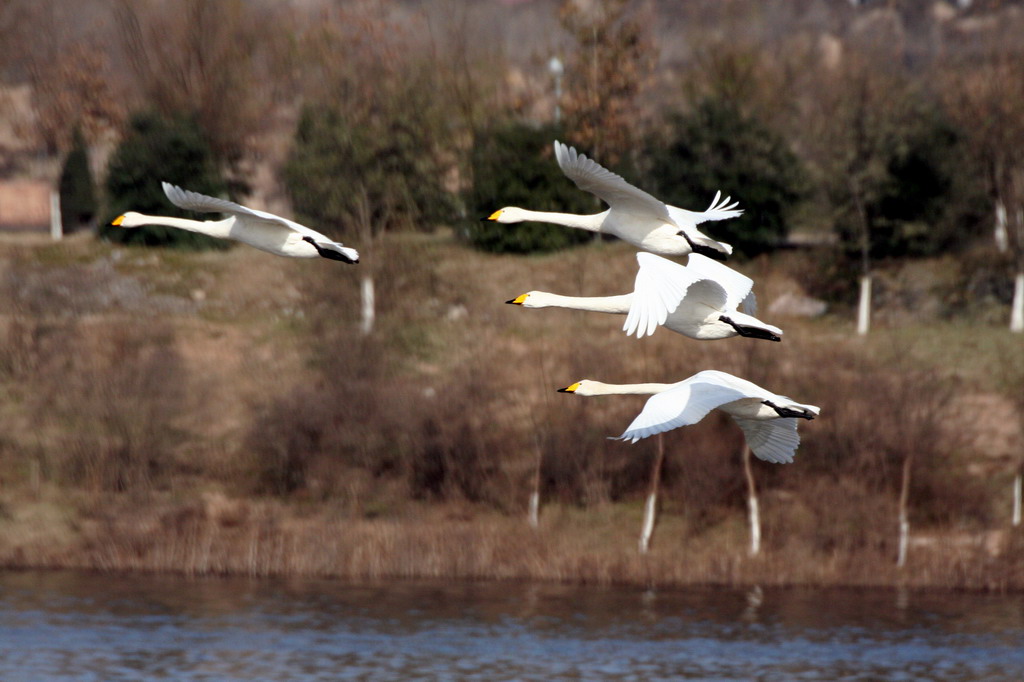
left=27, top=41, right=124, bottom=153
left=286, top=5, right=461, bottom=337
left=805, top=51, right=980, bottom=331
left=464, top=121, right=594, bottom=254
left=644, top=97, right=806, bottom=257
left=423, top=0, right=504, bottom=136
left=58, top=126, right=96, bottom=234
left=558, top=0, right=657, bottom=168
left=944, top=56, right=1024, bottom=332
left=843, top=112, right=983, bottom=259
left=113, top=0, right=289, bottom=188
left=284, top=90, right=455, bottom=236
left=285, top=4, right=456, bottom=236
left=99, top=111, right=227, bottom=249
left=812, top=55, right=899, bottom=334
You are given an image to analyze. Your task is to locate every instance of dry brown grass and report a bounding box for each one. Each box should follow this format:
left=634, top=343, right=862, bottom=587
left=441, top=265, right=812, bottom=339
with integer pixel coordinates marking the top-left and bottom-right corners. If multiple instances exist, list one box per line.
left=1, top=490, right=1020, bottom=590
left=1, top=233, right=1022, bottom=588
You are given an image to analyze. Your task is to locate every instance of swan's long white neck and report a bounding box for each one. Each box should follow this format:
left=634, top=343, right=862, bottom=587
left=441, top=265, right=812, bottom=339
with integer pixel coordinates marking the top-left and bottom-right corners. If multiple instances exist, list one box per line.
left=581, top=381, right=675, bottom=396
left=119, top=212, right=234, bottom=239
left=511, top=208, right=606, bottom=232
left=529, top=292, right=632, bottom=314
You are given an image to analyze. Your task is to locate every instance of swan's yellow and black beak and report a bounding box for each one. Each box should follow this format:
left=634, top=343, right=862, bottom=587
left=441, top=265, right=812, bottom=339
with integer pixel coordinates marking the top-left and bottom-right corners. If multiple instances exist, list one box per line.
left=506, top=294, right=527, bottom=305
left=557, top=382, right=581, bottom=394
left=112, top=215, right=125, bottom=227
left=485, top=209, right=502, bottom=221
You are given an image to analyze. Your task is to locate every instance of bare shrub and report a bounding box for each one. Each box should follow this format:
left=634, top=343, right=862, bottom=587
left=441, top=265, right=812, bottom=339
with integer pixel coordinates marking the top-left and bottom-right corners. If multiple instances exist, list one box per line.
left=8, top=318, right=185, bottom=492
left=773, top=338, right=992, bottom=551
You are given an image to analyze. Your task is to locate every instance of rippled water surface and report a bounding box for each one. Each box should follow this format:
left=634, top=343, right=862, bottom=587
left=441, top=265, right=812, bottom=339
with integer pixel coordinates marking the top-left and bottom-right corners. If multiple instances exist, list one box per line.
left=1, top=570, right=1023, bottom=680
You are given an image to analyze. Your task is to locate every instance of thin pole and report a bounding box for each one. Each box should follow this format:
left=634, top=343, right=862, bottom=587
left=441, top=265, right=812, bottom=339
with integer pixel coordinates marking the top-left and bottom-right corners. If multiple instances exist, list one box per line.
left=639, top=434, right=665, bottom=554
left=742, top=445, right=761, bottom=556
left=1012, top=470, right=1021, bottom=527
left=897, top=451, right=913, bottom=568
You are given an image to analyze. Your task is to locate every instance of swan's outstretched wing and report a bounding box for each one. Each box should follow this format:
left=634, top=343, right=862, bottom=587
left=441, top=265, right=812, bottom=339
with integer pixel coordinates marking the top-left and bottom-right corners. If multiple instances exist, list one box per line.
left=690, top=370, right=777, bottom=400
left=163, top=182, right=323, bottom=239
left=554, top=141, right=671, bottom=224
left=733, top=418, right=800, bottom=464
left=617, top=375, right=752, bottom=443
left=740, top=291, right=758, bottom=316
left=684, top=253, right=754, bottom=312
left=667, top=191, right=743, bottom=226
left=163, top=182, right=287, bottom=223
left=624, top=252, right=724, bottom=338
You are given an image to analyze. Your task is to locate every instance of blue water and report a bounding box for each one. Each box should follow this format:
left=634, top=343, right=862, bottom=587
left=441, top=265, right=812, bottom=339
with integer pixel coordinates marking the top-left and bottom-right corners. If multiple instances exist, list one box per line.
left=1, top=571, right=1022, bottom=680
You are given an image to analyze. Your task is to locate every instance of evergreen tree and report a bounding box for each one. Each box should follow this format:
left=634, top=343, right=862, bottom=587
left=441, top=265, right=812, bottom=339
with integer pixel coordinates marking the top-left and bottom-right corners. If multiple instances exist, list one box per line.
left=645, top=98, right=806, bottom=258
left=100, top=111, right=227, bottom=249
left=830, top=108, right=984, bottom=260
left=465, top=122, right=595, bottom=254
left=284, top=96, right=456, bottom=235
left=58, top=127, right=96, bottom=234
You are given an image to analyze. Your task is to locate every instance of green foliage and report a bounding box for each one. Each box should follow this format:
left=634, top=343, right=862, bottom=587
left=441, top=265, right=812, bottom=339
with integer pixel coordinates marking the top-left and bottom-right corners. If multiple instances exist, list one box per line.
left=58, top=127, right=97, bottom=234
left=284, top=97, right=457, bottom=236
left=645, top=98, right=806, bottom=257
left=831, top=111, right=987, bottom=260
left=464, top=122, right=595, bottom=254
left=100, top=111, right=228, bottom=249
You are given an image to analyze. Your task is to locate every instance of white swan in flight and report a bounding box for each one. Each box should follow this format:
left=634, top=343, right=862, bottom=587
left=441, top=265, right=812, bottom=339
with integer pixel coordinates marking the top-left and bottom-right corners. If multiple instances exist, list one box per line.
left=507, top=252, right=782, bottom=342
left=558, top=370, right=819, bottom=463
left=112, top=182, right=359, bottom=263
left=486, top=141, right=739, bottom=259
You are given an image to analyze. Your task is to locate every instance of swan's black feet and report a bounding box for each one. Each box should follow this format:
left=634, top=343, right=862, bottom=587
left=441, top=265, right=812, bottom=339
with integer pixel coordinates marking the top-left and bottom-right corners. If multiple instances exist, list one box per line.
left=303, top=236, right=358, bottom=264
left=763, top=400, right=815, bottom=420
left=719, top=315, right=781, bottom=342
left=680, top=232, right=728, bottom=262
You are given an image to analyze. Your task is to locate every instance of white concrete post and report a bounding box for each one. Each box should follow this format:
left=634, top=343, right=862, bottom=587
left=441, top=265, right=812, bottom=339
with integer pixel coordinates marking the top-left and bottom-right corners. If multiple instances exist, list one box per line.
left=742, top=445, right=761, bottom=556
left=49, top=190, right=62, bottom=240
left=639, top=492, right=657, bottom=554
left=748, top=495, right=761, bottom=557
left=857, top=275, right=871, bottom=335
left=639, top=435, right=665, bottom=554
left=1013, top=472, right=1022, bottom=527
left=1010, top=273, right=1024, bottom=333
left=897, top=510, right=909, bottom=568
left=360, top=275, right=375, bottom=335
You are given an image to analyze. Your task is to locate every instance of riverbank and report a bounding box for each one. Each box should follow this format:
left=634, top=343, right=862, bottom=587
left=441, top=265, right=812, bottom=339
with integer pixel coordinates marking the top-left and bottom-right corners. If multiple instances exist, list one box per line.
left=1, top=232, right=1022, bottom=590
left=2, top=486, right=1022, bottom=590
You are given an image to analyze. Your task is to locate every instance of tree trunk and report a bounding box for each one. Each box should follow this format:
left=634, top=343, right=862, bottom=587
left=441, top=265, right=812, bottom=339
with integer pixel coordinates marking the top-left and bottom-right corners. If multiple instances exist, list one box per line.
left=742, top=445, right=761, bottom=557
left=639, top=434, right=665, bottom=554
left=360, top=275, right=375, bottom=336
left=848, top=174, right=872, bottom=335
left=1013, top=470, right=1022, bottom=527
left=994, top=199, right=1009, bottom=253
left=857, top=275, right=872, bottom=336
left=1010, top=271, right=1024, bottom=333
left=897, top=451, right=913, bottom=568
left=528, top=435, right=543, bottom=528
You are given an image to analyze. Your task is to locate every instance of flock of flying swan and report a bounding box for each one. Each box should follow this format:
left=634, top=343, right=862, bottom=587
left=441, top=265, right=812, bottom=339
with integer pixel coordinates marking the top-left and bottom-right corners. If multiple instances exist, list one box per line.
left=114, top=139, right=817, bottom=464
left=496, top=141, right=818, bottom=464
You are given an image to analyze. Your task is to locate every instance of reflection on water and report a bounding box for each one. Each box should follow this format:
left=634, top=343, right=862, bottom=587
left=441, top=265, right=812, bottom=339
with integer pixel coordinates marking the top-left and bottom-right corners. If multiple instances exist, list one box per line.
left=1, top=570, right=1023, bottom=680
